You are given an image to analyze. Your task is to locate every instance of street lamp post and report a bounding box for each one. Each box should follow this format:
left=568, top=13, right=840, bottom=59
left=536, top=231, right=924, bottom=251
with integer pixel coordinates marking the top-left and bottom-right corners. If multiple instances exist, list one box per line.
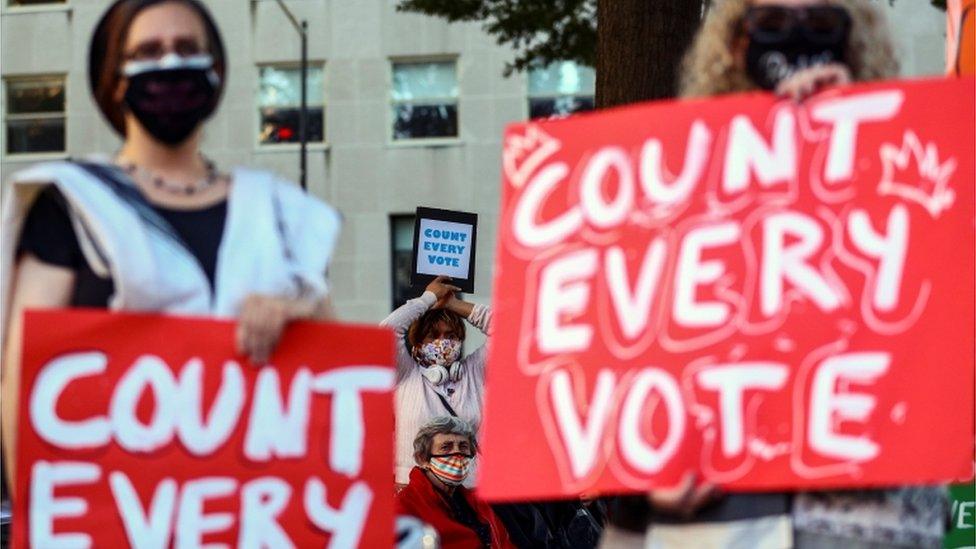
left=300, top=20, right=308, bottom=192
left=273, top=0, right=308, bottom=191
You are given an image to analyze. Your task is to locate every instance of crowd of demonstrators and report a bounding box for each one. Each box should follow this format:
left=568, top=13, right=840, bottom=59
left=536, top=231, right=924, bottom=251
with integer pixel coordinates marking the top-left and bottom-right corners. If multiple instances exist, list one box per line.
left=382, top=1, right=947, bottom=547
left=0, top=0, right=340, bottom=493
left=383, top=277, right=607, bottom=548
left=397, top=416, right=516, bottom=549
left=381, top=275, right=492, bottom=491
left=601, top=1, right=947, bottom=549
left=0, top=0, right=952, bottom=548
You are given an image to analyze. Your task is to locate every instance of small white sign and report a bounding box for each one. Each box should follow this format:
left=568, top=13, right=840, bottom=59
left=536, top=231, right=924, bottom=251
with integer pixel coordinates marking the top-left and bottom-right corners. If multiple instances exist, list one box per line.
left=416, top=218, right=474, bottom=279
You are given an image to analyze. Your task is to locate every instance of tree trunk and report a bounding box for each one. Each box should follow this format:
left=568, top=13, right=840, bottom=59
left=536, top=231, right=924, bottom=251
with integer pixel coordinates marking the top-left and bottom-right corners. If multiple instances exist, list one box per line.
left=595, top=0, right=704, bottom=108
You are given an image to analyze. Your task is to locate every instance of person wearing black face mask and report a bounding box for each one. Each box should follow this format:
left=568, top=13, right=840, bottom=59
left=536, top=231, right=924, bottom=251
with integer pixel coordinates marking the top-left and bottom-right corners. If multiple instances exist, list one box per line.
left=683, top=3, right=945, bottom=549
left=1, top=0, right=342, bottom=496
left=680, top=0, right=899, bottom=101
left=742, top=4, right=852, bottom=93
left=598, top=2, right=945, bottom=549
left=121, top=52, right=222, bottom=146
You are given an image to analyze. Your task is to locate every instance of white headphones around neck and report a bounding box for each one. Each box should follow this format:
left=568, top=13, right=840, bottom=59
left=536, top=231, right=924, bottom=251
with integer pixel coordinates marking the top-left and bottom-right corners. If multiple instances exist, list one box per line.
left=420, top=361, right=462, bottom=385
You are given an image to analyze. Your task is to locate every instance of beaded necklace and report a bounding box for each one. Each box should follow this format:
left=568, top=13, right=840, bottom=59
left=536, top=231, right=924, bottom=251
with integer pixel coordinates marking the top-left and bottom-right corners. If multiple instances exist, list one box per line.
left=119, top=156, right=221, bottom=196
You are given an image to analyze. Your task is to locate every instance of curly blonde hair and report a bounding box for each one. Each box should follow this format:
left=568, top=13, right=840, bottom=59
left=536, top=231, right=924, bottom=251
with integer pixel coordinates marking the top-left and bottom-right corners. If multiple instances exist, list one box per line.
left=679, top=0, right=900, bottom=98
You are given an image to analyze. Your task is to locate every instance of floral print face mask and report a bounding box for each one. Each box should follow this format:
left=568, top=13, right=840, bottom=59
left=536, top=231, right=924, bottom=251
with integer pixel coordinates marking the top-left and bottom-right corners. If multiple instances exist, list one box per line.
left=413, top=338, right=462, bottom=367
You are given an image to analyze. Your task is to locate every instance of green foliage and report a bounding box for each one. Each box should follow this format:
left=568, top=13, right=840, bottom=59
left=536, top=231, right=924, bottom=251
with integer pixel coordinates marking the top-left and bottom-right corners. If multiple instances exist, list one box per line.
left=396, top=0, right=597, bottom=75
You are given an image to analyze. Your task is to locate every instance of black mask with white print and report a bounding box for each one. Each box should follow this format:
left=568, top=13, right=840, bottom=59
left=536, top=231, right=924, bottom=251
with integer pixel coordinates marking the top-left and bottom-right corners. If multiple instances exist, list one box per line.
left=743, top=5, right=852, bottom=90
left=122, top=53, right=220, bottom=146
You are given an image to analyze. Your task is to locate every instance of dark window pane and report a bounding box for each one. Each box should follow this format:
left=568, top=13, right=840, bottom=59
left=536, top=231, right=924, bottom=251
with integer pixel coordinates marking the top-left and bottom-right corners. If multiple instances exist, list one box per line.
left=529, top=95, right=594, bottom=120
left=393, top=249, right=421, bottom=310
left=7, top=81, right=65, bottom=114
left=6, top=117, right=65, bottom=153
left=392, top=103, right=458, bottom=140
left=258, top=106, right=324, bottom=144
left=391, top=215, right=419, bottom=309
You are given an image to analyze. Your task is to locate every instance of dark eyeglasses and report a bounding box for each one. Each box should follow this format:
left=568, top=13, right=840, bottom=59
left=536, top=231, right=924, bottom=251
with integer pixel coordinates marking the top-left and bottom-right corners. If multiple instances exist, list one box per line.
left=743, top=5, right=852, bottom=44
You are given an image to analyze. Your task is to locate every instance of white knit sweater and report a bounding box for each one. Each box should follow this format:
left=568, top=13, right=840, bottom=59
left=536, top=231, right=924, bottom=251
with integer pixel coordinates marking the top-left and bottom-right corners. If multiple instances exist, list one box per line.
left=380, top=291, right=491, bottom=487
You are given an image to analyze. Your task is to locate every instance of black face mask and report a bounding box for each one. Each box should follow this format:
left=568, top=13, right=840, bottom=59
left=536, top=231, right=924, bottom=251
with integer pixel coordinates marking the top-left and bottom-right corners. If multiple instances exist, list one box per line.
left=743, top=5, right=852, bottom=90
left=123, top=55, right=219, bottom=146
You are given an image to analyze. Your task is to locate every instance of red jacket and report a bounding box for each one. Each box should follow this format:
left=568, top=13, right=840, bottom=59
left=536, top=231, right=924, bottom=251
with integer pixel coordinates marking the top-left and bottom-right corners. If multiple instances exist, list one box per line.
left=396, top=467, right=515, bottom=549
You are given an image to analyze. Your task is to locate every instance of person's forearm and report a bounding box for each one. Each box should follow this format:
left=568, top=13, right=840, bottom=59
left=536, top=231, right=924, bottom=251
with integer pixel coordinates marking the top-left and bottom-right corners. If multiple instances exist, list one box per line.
left=380, top=292, right=436, bottom=332
left=0, top=258, right=76, bottom=493
left=316, top=296, right=336, bottom=320
left=2, top=313, right=23, bottom=492
left=465, top=302, right=492, bottom=336
left=446, top=297, right=474, bottom=318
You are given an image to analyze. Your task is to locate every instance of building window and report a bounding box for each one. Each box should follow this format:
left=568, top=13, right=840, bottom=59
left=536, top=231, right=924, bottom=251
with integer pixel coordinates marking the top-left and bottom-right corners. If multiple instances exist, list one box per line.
left=391, top=60, right=458, bottom=141
left=390, top=214, right=419, bottom=310
left=4, top=76, right=66, bottom=155
left=528, top=61, right=595, bottom=119
left=258, top=65, right=324, bottom=145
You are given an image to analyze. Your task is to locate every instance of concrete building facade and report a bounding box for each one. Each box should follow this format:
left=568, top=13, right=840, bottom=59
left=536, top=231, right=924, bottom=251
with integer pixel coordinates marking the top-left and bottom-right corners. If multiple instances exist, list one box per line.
left=0, top=0, right=948, bottom=339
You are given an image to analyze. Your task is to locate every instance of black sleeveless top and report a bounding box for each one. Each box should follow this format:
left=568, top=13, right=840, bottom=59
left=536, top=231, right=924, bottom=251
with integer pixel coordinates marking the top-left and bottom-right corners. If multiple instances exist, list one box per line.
left=16, top=186, right=227, bottom=306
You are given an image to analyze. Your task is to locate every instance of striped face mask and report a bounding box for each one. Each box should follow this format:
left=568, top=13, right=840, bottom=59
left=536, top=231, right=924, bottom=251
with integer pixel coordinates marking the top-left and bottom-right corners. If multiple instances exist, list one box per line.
left=428, top=453, right=473, bottom=486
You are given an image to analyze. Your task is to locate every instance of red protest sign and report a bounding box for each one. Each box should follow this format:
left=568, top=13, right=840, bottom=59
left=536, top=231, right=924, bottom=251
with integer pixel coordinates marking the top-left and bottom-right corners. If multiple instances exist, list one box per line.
left=13, top=309, right=395, bottom=548
left=479, top=77, right=976, bottom=501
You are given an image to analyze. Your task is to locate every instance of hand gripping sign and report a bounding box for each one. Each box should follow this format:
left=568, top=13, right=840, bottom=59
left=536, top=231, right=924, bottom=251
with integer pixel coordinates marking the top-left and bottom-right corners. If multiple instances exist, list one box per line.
left=479, top=78, right=976, bottom=500
left=14, top=310, right=395, bottom=548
